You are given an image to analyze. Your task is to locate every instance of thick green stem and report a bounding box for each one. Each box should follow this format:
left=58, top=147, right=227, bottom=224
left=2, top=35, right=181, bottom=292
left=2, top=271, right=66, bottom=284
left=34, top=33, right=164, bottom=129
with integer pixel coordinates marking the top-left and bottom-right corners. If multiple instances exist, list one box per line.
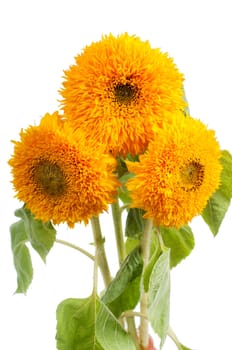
left=111, top=199, right=126, bottom=265
left=91, top=216, right=112, bottom=287
left=139, top=219, right=153, bottom=349
left=55, top=239, right=95, bottom=261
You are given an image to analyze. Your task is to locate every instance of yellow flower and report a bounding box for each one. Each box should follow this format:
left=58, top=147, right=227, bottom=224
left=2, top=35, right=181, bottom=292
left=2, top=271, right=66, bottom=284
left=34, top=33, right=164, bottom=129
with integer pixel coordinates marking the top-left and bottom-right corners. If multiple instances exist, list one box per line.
left=60, top=33, right=185, bottom=156
left=9, top=112, right=119, bottom=227
left=126, top=114, right=222, bottom=228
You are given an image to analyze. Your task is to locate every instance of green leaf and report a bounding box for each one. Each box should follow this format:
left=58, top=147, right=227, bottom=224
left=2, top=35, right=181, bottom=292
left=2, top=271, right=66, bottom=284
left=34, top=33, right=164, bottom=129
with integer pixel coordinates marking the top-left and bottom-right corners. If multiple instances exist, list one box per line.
left=125, top=208, right=146, bottom=238
left=201, top=190, right=230, bottom=236
left=102, top=247, right=143, bottom=317
left=96, top=299, right=136, bottom=350
left=143, top=233, right=161, bottom=292
left=159, top=225, right=195, bottom=268
left=10, top=220, right=33, bottom=294
left=148, top=249, right=170, bottom=348
left=125, top=237, right=140, bottom=255
left=202, top=150, right=232, bottom=236
left=56, top=295, right=136, bottom=350
left=179, top=345, right=193, bottom=350
left=56, top=296, right=103, bottom=350
left=15, top=206, right=56, bottom=262
left=220, top=150, right=232, bottom=198
left=118, top=172, right=133, bottom=205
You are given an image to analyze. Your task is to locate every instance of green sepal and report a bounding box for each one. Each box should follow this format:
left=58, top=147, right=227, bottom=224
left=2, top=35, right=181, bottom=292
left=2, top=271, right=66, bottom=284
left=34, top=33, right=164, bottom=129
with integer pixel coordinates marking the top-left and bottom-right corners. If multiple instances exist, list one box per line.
left=102, top=247, right=143, bottom=317
left=10, top=220, right=33, bottom=294
left=56, top=295, right=136, bottom=350
left=160, top=225, right=195, bottom=268
left=147, top=249, right=171, bottom=348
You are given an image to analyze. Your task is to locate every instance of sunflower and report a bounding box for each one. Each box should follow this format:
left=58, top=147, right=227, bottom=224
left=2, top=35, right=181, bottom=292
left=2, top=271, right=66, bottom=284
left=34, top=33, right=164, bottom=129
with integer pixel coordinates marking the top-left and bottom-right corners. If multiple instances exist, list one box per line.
left=60, top=33, right=185, bottom=157
left=9, top=112, right=119, bottom=227
left=126, top=114, right=222, bottom=228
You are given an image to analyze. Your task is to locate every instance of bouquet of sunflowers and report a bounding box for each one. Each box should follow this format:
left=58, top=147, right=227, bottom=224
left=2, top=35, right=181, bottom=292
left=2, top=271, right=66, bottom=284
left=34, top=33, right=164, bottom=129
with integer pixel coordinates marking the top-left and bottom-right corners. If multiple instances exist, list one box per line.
left=8, top=33, right=232, bottom=350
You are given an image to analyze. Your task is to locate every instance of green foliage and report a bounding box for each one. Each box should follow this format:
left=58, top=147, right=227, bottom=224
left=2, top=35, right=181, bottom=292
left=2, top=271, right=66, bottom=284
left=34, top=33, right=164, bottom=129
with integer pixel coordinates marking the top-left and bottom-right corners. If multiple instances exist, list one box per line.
left=125, top=208, right=146, bottom=238
left=219, top=150, right=232, bottom=198
left=102, top=247, right=143, bottom=317
left=143, top=233, right=161, bottom=292
left=56, top=295, right=136, bottom=350
left=179, top=345, right=193, bottom=350
left=202, top=150, right=232, bottom=236
left=202, top=190, right=230, bottom=236
left=15, top=206, right=56, bottom=261
left=125, top=237, right=140, bottom=254
left=160, top=225, right=195, bottom=268
left=147, top=249, right=171, bottom=348
left=118, top=172, right=133, bottom=205
left=96, top=299, right=136, bottom=350
left=56, top=297, right=103, bottom=350
left=9, top=206, right=56, bottom=293
left=10, top=220, right=33, bottom=294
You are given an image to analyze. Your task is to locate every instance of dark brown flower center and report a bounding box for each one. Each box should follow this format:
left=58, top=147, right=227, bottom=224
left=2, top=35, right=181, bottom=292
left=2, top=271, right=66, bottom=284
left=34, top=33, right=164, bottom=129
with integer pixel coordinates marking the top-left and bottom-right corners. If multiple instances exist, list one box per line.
left=113, top=82, right=139, bottom=105
left=32, top=160, right=67, bottom=197
left=179, top=160, right=205, bottom=192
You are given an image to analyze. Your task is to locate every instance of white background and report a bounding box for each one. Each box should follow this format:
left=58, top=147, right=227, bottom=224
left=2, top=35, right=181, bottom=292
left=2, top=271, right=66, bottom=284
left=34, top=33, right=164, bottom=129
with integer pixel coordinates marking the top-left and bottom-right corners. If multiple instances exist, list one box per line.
left=1, top=1, right=232, bottom=349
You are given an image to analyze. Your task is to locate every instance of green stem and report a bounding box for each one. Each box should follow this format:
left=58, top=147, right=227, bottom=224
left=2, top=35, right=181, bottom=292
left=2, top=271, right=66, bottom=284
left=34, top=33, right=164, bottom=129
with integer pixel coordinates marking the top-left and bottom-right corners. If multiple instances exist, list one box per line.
left=139, top=219, right=153, bottom=349
left=111, top=199, right=139, bottom=350
left=156, top=226, right=166, bottom=252
left=111, top=199, right=126, bottom=265
left=120, top=311, right=147, bottom=320
left=92, top=241, right=99, bottom=296
left=91, top=216, right=112, bottom=287
left=55, top=239, right=95, bottom=261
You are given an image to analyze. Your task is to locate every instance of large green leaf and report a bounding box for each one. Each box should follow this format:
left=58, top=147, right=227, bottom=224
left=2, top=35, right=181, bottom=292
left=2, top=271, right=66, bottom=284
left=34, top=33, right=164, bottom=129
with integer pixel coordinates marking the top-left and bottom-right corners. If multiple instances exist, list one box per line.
left=56, top=296, right=103, bottom=350
left=10, top=220, right=33, bottom=294
left=56, top=295, right=136, bottom=350
left=148, top=249, right=170, bottom=348
left=96, top=299, right=136, bottom=350
left=125, top=208, right=146, bottom=238
left=15, top=206, right=56, bottom=262
left=201, top=190, right=230, bottom=236
left=102, top=247, right=143, bottom=317
left=160, top=225, right=195, bottom=268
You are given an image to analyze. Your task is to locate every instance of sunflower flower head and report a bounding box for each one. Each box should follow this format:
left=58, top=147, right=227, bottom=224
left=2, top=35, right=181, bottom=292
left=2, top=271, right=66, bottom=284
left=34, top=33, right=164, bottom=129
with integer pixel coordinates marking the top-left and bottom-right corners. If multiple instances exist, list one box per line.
left=60, top=33, right=186, bottom=157
left=9, top=112, right=119, bottom=227
left=126, top=114, right=222, bottom=228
